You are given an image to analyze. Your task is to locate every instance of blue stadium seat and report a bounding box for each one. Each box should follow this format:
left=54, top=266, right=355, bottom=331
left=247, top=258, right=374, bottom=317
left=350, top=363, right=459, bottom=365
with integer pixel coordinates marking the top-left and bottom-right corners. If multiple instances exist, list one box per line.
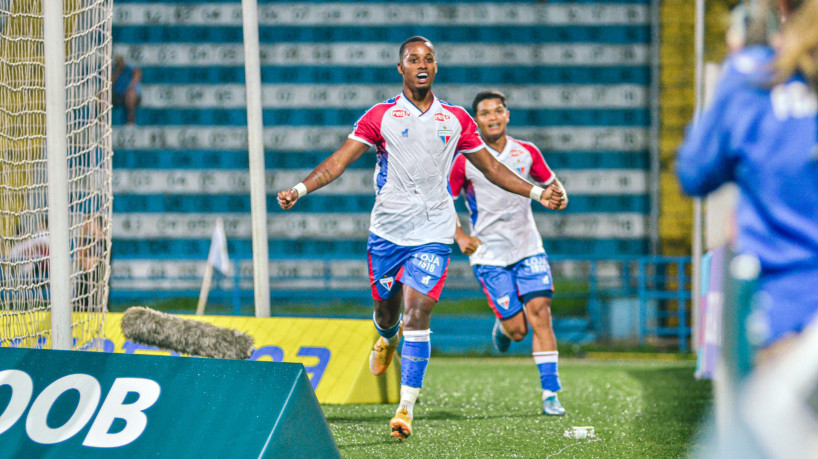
left=112, top=150, right=378, bottom=170
left=110, top=238, right=646, bottom=261
left=127, top=108, right=649, bottom=128
left=113, top=195, right=377, bottom=214
left=113, top=25, right=649, bottom=45
left=110, top=0, right=655, bottom=301
left=137, top=66, right=652, bottom=86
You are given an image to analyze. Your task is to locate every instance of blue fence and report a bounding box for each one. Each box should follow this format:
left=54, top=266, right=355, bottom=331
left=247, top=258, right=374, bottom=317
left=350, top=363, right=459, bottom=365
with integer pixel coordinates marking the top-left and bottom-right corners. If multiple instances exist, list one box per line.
left=110, top=255, right=692, bottom=351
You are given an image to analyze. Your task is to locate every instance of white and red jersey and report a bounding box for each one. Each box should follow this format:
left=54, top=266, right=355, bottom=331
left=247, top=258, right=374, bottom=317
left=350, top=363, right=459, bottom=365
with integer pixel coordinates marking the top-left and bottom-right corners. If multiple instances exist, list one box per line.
left=350, top=93, right=485, bottom=246
left=449, top=136, right=556, bottom=266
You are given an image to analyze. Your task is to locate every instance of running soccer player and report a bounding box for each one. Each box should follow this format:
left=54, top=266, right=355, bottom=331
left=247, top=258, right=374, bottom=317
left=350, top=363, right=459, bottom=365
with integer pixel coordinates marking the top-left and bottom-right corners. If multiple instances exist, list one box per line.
left=277, top=37, right=564, bottom=441
left=449, top=90, right=569, bottom=416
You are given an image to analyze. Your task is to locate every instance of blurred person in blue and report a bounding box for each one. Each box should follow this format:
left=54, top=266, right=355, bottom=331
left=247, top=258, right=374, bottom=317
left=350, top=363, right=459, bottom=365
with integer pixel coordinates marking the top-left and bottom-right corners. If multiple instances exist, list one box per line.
left=450, top=90, right=568, bottom=416
left=676, top=0, right=818, bottom=355
left=277, top=36, right=564, bottom=441
left=112, top=54, right=142, bottom=125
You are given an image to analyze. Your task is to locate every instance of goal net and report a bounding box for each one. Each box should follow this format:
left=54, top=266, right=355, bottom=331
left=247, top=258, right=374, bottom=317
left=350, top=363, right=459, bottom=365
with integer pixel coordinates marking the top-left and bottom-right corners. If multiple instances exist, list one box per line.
left=0, top=0, right=113, bottom=349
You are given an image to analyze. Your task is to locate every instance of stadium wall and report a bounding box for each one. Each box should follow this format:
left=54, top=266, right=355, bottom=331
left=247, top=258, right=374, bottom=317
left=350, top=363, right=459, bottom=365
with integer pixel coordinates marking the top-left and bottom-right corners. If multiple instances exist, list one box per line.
left=108, top=0, right=656, bottom=303
left=658, top=0, right=733, bottom=255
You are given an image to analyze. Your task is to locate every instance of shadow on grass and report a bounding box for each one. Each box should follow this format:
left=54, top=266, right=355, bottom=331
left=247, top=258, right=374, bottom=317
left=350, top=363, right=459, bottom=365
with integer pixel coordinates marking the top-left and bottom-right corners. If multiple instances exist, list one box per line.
left=325, top=415, right=390, bottom=424
left=421, top=410, right=540, bottom=421
left=328, top=410, right=539, bottom=425
left=627, top=365, right=712, bottom=452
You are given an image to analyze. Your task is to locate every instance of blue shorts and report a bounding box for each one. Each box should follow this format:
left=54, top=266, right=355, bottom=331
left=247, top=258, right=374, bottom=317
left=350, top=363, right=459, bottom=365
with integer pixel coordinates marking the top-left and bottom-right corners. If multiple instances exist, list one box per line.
left=473, top=254, right=554, bottom=320
left=757, top=268, right=818, bottom=346
left=367, top=233, right=451, bottom=301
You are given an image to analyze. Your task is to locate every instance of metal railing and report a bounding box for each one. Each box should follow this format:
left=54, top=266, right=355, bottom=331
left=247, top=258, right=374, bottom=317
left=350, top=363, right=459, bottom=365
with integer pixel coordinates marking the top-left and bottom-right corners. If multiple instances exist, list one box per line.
left=110, top=255, right=692, bottom=350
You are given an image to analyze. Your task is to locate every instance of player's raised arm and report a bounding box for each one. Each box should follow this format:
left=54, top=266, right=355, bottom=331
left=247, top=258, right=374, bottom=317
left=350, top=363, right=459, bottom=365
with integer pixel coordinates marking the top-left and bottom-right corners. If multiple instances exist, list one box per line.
left=464, top=147, right=563, bottom=210
left=277, top=138, right=370, bottom=210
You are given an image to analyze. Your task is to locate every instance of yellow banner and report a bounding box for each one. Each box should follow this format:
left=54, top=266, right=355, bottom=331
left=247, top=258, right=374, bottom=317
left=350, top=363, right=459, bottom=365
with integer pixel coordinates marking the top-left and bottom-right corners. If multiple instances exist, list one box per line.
left=101, top=313, right=400, bottom=405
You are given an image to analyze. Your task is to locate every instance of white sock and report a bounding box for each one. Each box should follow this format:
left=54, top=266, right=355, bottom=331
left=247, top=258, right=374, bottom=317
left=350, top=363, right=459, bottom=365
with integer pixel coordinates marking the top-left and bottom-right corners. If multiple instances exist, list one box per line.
left=398, top=385, right=420, bottom=419
left=542, top=389, right=557, bottom=400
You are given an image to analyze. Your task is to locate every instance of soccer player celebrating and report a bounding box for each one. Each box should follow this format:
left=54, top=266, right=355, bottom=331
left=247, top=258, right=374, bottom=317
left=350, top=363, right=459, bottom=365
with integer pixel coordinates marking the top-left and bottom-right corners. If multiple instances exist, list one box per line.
left=449, top=90, right=569, bottom=416
left=277, top=37, right=564, bottom=440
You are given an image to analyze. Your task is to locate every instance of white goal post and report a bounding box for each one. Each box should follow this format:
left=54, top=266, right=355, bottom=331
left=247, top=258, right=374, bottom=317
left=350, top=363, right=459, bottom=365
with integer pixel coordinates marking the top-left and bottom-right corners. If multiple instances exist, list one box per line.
left=0, top=0, right=113, bottom=350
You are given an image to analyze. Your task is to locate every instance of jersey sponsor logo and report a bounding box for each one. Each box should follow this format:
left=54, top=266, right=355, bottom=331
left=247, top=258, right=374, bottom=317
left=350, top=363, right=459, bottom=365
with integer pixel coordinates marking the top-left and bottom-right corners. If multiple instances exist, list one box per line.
left=438, top=129, right=453, bottom=146
left=391, top=109, right=411, bottom=118
left=379, top=276, right=394, bottom=290
left=434, top=112, right=451, bottom=122
left=417, top=253, right=441, bottom=273
left=770, top=81, right=817, bottom=120
left=516, top=166, right=527, bottom=175
left=510, top=149, right=525, bottom=157
left=524, top=257, right=548, bottom=273
left=497, top=295, right=510, bottom=310
left=401, top=128, right=409, bottom=138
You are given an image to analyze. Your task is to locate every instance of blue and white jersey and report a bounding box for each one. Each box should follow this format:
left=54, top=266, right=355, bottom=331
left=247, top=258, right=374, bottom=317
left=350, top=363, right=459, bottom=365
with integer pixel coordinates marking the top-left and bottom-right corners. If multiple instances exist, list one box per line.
left=677, top=45, right=818, bottom=344
left=349, top=93, right=485, bottom=246
left=450, top=137, right=555, bottom=267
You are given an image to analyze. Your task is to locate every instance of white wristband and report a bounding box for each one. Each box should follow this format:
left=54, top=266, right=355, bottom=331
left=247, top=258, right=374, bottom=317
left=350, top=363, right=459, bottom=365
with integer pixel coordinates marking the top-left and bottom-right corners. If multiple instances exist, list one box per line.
left=293, top=182, right=308, bottom=198
left=529, top=186, right=544, bottom=201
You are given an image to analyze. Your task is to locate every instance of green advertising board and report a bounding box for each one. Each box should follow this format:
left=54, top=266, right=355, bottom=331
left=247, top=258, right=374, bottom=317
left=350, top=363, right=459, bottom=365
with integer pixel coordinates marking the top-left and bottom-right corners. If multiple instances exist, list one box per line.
left=0, top=347, right=340, bottom=457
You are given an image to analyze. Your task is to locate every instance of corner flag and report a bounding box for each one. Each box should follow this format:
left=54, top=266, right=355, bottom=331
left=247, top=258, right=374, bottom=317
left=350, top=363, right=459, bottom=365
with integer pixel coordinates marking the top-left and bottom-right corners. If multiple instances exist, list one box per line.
left=207, top=218, right=230, bottom=275
left=197, top=218, right=230, bottom=315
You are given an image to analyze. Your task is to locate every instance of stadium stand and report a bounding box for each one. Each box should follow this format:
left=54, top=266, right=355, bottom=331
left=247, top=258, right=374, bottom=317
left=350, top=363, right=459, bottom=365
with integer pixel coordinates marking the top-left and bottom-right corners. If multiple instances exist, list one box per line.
left=107, top=0, right=687, bottom=347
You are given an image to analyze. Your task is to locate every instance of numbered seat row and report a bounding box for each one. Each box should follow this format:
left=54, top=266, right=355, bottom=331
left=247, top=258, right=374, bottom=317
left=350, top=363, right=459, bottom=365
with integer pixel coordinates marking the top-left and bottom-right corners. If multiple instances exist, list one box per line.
left=110, top=237, right=648, bottom=260
left=113, top=24, right=649, bottom=45
left=138, top=65, right=651, bottom=86
left=115, top=107, right=649, bottom=127
left=112, top=193, right=649, bottom=214
left=112, top=149, right=649, bottom=170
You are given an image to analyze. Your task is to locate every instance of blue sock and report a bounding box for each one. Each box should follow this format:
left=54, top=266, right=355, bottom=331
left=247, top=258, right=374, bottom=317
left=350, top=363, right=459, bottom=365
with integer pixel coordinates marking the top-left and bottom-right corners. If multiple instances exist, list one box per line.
left=400, top=330, right=431, bottom=388
left=534, top=351, right=562, bottom=392
left=373, top=312, right=401, bottom=339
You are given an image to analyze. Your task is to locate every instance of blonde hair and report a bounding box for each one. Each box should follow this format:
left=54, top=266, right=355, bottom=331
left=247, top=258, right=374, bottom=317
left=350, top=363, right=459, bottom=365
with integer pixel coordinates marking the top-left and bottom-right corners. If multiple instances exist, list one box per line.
left=775, top=0, right=818, bottom=87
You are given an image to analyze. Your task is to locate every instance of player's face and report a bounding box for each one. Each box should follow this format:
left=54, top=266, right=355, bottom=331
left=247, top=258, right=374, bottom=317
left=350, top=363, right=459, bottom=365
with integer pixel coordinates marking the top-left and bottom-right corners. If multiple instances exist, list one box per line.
left=397, top=42, right=437, bottom=91
left=474, top=98, right=509, bottom=141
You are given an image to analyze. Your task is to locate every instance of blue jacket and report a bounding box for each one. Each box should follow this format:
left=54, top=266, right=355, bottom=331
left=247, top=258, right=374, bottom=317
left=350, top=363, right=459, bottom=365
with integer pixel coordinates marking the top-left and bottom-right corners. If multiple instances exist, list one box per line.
left=677, top=45, right=818, bottom=345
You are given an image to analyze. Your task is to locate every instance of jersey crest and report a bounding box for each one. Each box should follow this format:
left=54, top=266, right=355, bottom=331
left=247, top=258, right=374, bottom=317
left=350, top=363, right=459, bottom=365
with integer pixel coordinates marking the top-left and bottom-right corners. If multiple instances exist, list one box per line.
left=379, top=276, right=394, bottom=290
left=438, top=128, right=453, bottom=146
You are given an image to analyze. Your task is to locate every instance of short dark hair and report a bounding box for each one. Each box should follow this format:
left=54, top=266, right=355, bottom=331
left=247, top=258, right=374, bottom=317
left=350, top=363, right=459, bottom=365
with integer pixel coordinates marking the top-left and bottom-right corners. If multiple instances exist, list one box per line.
left=399, top=36, right=434, bottom=60
left=472, top=90, right=507, bottom=115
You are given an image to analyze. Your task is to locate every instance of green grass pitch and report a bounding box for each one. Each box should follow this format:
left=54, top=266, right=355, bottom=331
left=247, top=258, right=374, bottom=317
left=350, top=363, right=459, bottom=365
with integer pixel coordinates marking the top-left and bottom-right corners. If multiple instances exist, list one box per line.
left=323, top=357, right=712, bottom=458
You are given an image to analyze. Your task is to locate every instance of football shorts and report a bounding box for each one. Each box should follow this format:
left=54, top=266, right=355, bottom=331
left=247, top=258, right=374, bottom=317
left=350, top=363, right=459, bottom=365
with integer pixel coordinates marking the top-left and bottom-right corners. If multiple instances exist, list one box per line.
left=367, top=233, right=451, bottom=301
left=473, top=253, right=554, bottom=320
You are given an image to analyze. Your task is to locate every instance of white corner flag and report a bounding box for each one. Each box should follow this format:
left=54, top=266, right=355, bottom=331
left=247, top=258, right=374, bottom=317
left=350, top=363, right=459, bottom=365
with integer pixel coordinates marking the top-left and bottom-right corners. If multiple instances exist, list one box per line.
left=197, top=218, right=230, bottom=315
left=208, top=218, right=230, bottom=275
